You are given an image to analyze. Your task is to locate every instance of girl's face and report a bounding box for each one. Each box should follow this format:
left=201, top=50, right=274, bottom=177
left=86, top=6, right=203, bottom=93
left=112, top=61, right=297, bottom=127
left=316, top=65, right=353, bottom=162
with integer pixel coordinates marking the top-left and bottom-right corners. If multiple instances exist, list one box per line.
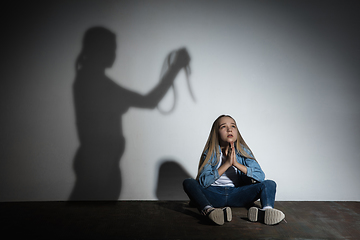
left=218, top=117, right=238, bottom=147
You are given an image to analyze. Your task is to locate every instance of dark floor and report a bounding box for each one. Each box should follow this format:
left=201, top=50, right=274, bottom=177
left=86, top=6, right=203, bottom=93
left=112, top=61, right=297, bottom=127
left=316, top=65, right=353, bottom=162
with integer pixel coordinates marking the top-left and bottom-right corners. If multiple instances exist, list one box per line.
left=1, top=201, right=359, bottom=239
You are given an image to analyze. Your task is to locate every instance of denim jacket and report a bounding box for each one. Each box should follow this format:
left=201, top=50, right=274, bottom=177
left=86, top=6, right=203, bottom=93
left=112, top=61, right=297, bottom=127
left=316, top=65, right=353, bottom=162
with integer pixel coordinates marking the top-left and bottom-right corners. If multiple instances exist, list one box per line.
left=197, top=145, right=265, bottom=188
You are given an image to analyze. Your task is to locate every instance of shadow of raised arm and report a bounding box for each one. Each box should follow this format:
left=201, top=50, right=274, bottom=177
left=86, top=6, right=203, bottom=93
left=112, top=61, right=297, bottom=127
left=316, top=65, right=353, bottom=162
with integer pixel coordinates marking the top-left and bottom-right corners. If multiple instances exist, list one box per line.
left=132, top=48, right=191, bottom=109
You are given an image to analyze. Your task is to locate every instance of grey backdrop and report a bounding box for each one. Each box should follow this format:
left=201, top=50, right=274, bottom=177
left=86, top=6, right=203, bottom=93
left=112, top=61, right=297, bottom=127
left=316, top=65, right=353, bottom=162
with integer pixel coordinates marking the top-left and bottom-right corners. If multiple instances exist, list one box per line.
left=1, top=0, right=359, bottom=201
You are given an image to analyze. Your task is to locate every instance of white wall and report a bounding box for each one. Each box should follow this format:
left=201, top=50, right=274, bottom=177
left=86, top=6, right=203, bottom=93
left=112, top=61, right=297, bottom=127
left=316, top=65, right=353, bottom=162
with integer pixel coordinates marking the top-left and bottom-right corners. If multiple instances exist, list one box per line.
left=1, top=0, right=359, bottom=201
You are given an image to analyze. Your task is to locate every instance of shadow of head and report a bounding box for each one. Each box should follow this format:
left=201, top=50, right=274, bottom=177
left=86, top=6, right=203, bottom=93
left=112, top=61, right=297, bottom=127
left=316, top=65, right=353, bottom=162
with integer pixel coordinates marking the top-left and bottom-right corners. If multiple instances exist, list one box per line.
left=156, top=160, right=192, bottom=201
left=77, top=26, right=116, bottom=70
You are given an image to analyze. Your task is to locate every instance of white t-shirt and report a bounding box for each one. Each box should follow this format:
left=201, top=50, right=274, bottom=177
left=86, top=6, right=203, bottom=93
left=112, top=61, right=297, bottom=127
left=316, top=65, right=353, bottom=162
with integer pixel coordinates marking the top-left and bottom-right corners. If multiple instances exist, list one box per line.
left=211, top=151, right=240, bottom=187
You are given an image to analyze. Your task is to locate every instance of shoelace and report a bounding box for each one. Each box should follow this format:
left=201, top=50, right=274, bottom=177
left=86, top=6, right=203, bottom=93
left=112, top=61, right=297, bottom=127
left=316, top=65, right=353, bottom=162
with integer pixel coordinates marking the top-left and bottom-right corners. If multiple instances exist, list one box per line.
left=157, top=50, right=194, bottom=115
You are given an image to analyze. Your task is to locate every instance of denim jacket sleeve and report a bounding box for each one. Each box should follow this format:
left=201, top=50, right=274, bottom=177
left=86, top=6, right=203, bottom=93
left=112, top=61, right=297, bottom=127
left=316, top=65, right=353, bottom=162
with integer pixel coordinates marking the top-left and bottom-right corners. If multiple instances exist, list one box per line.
left=197, top=152, right=220, bottom=188
left=241, top=147, right=265, bottom=182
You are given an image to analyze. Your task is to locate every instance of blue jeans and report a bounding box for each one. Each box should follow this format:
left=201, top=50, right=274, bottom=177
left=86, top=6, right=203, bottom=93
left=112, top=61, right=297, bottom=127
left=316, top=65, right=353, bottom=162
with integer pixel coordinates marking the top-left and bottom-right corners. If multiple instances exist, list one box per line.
left=183, top=178, right=276, bottom=211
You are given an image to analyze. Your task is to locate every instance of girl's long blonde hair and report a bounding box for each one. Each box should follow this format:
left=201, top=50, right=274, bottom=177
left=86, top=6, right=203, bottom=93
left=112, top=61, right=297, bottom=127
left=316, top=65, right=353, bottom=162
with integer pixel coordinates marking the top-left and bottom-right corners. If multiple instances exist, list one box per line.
left=196, top=115, right=256, bottom=180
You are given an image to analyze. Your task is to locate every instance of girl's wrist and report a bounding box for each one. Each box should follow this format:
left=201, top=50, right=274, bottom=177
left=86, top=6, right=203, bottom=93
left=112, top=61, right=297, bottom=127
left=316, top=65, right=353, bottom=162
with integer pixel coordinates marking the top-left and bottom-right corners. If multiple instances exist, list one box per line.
left=224, top=161, right=232, bottom=168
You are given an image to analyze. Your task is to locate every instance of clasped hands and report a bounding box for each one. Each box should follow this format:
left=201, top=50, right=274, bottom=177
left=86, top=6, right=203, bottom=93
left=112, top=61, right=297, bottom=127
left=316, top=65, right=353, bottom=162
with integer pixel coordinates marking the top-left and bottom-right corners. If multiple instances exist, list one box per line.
left=225, top=141, right=237, bottom=167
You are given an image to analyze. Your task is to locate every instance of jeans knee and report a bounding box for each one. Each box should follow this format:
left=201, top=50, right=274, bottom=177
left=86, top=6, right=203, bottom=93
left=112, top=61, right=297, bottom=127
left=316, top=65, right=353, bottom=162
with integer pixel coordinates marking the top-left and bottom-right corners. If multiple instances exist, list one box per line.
left=183, top=178, right=196, bottom=191
left=263, top=179, right=277, bottom=190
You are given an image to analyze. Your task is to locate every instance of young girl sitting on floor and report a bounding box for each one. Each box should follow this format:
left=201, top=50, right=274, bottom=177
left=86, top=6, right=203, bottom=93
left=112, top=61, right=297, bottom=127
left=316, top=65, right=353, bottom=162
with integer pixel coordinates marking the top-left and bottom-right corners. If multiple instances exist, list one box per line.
left=183, top=115, right=285, bottom=225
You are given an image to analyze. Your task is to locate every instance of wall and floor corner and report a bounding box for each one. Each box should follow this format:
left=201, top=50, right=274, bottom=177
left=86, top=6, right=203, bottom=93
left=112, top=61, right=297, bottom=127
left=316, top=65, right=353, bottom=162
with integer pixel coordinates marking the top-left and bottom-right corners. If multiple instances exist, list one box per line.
left=1, top=0, right=359, bottom=202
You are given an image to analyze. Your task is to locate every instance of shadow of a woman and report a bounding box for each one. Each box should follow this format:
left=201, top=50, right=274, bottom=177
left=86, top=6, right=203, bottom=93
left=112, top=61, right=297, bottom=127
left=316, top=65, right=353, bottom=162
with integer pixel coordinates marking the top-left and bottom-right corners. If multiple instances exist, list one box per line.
left=69, top=26, right=190, bottom=200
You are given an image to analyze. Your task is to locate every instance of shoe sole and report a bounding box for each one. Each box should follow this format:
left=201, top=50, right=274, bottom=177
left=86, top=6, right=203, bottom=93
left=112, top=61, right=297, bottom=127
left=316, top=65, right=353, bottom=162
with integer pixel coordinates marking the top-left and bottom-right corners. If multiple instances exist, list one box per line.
left=264, top=208, right=285, bottom=225
left=248, top=207, right=258, bottom=222
left=208, top=208, right=224, bottom=225
left=223, top=207, right=232, bottom=222
left=248, top=207, right=285, bottom=225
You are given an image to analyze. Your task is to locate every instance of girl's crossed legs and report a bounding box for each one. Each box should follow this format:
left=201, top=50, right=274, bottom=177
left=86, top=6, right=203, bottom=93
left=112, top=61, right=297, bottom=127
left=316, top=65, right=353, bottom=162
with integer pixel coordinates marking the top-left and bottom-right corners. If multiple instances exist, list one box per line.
left=183, top=178, right=284, bottom=225
left=183, top=178, right=276, bottom=210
